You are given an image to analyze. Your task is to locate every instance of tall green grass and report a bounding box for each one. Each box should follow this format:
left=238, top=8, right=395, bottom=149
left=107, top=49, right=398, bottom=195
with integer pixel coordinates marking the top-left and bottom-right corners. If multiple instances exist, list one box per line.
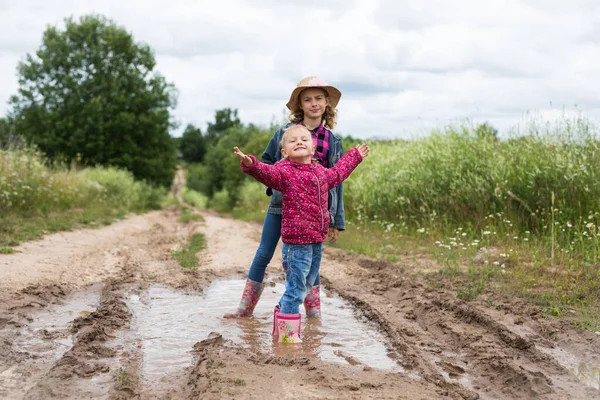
left=1, top=146, right=166, bottom=246
left=344, top=116, right=600, bottom=265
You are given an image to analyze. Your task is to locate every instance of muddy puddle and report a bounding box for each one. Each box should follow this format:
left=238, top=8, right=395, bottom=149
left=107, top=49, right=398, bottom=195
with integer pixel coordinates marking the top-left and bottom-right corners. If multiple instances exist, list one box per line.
left=539, top=345, right=600, bottom=391
left=0, top=284, right=104, bottom=398
left=571, top=363, right=600, bottom=391
left=126, top=279, right=403, bottom=382
left=12, top=284, right=102, bottom=361
left=487, top=309, right=600, bottom=392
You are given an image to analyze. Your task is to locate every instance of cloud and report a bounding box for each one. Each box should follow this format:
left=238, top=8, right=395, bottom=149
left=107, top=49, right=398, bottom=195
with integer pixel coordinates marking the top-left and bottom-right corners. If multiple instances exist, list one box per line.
left=0, top=0, right=599, bottom=140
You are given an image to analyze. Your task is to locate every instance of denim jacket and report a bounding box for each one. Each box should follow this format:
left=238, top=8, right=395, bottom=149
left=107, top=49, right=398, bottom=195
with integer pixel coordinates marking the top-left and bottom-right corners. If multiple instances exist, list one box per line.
left=262, top=123, right=346, bottom=230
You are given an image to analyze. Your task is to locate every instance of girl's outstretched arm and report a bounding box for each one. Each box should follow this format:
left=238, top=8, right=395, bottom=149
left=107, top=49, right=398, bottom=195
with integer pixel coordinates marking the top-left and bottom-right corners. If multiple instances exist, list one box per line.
left=233, top=146, right=253, bottom=167
left=234, top=147, right=288, bottom=191
left=355, top=143, right=369, bottom=158
left=324, top=145, right=367, bottom=189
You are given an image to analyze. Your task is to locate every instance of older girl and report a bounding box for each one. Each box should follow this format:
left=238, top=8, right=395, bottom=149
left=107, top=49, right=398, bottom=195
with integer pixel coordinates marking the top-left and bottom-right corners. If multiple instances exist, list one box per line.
left=224, top=76, right=346, bottom=319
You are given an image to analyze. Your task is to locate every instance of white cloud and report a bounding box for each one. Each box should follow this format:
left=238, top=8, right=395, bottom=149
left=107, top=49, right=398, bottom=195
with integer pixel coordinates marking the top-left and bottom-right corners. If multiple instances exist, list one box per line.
left=0, top=0, right=599, bottom=139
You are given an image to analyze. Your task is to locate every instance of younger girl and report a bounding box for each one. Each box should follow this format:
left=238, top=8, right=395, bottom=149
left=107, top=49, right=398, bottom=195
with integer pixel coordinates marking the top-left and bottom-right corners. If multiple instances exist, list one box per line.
left=233, top=125, right=369, bottom=343
left=225, top=76, right=346, bottom=319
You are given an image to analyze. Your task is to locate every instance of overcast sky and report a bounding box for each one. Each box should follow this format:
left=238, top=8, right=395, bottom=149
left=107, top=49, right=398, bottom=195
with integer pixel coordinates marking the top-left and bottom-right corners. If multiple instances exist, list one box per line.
left=1, top=0, right=598, bottom=139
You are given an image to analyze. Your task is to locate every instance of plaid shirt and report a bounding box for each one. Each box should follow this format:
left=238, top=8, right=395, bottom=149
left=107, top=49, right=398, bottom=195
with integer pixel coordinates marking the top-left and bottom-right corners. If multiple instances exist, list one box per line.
left=300, top=122, right=330, bottom=167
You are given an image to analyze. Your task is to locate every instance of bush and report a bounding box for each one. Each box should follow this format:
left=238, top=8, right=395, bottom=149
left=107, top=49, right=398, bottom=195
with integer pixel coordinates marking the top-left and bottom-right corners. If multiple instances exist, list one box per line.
left=0, top=146, right=165, bottom=216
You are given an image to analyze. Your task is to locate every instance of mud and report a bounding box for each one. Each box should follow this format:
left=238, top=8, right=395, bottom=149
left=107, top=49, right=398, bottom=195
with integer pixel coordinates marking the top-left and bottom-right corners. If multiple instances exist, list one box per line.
left=0, top=173, right=599, bottom=399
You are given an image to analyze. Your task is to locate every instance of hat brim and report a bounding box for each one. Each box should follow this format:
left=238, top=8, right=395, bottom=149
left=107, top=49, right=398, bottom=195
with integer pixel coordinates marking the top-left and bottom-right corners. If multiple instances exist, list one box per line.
left=286, top=85, right=341, bottom=111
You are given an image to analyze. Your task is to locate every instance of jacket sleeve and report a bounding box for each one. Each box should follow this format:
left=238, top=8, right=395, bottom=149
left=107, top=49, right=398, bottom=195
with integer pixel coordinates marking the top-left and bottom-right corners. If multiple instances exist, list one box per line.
left=261, top=126, right=284, bottom=196
left=241, top=155, right=288, bottom=192
left=262, top=126, right=283, bottom=165
left=332, top=182, right=345, bottom=230
left=330, top=138, right=345, bottom=231
left=324, top=148, right=363, bottom=189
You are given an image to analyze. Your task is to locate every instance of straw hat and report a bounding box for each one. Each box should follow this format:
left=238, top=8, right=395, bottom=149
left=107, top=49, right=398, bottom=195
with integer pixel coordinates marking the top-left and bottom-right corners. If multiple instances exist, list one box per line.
left=286, top=76, right=342, bottom=111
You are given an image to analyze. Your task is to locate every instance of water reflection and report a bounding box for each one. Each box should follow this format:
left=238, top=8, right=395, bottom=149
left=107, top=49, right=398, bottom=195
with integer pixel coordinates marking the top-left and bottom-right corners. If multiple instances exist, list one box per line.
left=571, top=362, right=600, bottom=391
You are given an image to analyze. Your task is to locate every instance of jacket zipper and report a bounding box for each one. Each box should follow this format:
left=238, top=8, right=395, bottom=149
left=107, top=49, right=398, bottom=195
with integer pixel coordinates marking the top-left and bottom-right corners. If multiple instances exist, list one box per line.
left=311, top=168, right=324, bottom=232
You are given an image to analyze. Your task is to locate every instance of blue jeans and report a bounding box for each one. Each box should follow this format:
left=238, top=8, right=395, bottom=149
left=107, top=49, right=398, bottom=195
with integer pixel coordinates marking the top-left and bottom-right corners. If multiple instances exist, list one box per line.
left=248, top=213, right=321, bottom=286
left=279, top=243, right=322, bottom=314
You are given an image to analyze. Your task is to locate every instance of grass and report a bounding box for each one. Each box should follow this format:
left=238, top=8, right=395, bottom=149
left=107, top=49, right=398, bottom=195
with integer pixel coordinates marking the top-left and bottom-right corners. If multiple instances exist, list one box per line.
left=179, top=208, right=204, bottom=223
left=182, top=187, right=208, bottom=208
left=343, top=116, right=600, bottom=265
left=171, top=233, right=206, bottom=270
left=230, top=182, right=271, bottom=221
left=0, top=206, right=125, bottom=246
left=232, top=378, right=246, bottom=386
left=161, top=195, right=181, bottom=208
left=0, top=246, right=16, bottom=254
left=116, top=367, right=129, bottom=384
left=0, top=146, right=166, bottom=247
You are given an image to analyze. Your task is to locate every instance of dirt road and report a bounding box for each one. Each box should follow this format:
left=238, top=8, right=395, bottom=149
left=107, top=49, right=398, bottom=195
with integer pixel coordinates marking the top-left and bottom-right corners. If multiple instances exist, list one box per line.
left=0, top=196, right=599, bottom=398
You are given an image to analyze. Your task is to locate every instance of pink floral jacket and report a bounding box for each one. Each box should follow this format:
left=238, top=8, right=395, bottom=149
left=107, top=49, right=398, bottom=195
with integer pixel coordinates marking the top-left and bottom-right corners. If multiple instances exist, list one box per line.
left=241, top=148, right=363, bottom=244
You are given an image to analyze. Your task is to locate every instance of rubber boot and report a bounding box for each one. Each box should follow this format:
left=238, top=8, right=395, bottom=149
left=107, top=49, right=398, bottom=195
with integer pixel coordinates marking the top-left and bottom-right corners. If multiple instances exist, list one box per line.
left=273, top=307, right=302, bottom=343
left=223, top=279, right=264, bottom=318
left=304, top=285, right=321, bottom=318
left=271, top=305, right=279, bottom=336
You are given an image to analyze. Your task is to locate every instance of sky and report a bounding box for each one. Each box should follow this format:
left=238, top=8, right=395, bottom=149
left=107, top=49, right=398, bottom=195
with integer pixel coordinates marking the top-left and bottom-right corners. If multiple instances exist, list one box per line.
left=0, top=0, right=599, bottom=139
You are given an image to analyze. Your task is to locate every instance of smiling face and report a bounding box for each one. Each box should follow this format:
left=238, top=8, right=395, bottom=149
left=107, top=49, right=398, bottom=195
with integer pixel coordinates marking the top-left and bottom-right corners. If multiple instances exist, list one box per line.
left=280, top=125, right=315, bottom=164
left=299, top=88, right=328, bottom=121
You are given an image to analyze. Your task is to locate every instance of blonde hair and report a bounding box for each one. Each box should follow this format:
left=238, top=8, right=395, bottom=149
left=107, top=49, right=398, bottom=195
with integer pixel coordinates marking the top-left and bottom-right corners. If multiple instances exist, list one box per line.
left=280, top=125, right=319, bottom=162
left=288, top=88, right=338, bottom=129
left=279, top=125, right=311, bottom=149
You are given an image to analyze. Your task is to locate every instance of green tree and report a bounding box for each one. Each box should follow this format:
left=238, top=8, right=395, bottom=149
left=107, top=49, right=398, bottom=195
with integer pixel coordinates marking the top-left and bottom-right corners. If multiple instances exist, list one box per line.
left=205, top=108, right=241, bottom=143
left=475, top=122, right=499, bottom=142
left=187, top=123, right=271, bottom=203
left=0, top=118, right=11, bottom=146
left=8, top=14, right=178, bottom=187
left=171, top=136, right=182, bottom=158
left=179, top=124, right=206, bottom=163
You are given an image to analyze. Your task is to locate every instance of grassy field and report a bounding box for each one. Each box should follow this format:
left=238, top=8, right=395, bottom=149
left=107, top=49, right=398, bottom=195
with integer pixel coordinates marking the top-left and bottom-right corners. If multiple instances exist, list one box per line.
left=0, top=146, right=166, bottom=247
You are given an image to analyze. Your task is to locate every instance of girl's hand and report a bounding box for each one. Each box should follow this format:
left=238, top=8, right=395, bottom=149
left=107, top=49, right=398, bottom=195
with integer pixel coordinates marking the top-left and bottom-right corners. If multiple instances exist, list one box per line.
left=233, top=147, right=253, bottom=167
left=328, top=228, right=340, bottom=243
left=355, top=143, right=369, bottom=158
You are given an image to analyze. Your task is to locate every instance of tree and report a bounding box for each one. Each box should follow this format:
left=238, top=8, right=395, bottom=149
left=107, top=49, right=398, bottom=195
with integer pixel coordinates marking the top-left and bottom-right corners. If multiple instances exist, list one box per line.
left=187, top=123, right=271, bottom=202
left=8, top=14, right=178, bottom=187
left=179, top=124, right=206, bottom=163
left=0, top=118, right=11, bottom=146
left=171, top=136, right=182, bottom=158
left=475, top=122, right=499, bottom=142
left=205, top=108, right=241, bottom=143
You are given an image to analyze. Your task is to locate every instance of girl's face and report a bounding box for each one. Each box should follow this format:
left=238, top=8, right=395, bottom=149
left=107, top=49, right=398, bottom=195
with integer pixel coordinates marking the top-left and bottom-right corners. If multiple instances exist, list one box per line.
left=299, top=88, right=328, bottom=119
left=281, top=127, right=315, bottom=163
